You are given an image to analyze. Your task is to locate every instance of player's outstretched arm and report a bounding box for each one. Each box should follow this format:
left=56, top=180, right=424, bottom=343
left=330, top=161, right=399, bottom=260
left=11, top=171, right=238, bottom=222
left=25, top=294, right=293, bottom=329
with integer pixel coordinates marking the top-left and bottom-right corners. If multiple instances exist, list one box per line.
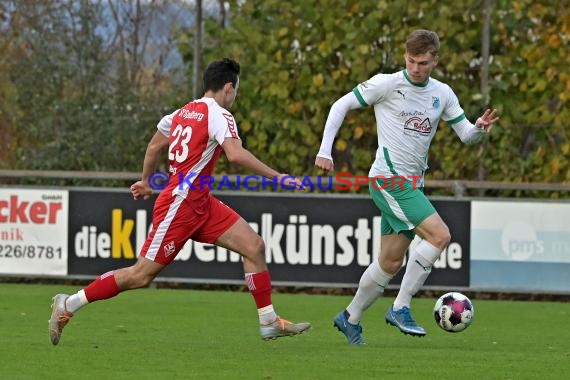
left=131, top=131, right=170, bottom=200
left=222, top=137, right=303, bottom=190
left=451, top=108, right=500, bottom=145
left=315, top=92, right=362, bottom=174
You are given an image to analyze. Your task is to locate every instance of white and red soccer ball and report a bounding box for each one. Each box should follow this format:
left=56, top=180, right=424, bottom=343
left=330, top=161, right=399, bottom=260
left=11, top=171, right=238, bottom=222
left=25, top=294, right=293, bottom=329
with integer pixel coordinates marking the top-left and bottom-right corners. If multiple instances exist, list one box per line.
left=434, top=292, right=474, bottom=333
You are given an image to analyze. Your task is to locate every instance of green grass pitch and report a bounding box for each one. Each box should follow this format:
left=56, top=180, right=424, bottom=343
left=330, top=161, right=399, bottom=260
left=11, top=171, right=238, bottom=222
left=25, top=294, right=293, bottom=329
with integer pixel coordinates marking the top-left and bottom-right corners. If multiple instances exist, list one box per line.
left=1, top=283, right=569, bottom=380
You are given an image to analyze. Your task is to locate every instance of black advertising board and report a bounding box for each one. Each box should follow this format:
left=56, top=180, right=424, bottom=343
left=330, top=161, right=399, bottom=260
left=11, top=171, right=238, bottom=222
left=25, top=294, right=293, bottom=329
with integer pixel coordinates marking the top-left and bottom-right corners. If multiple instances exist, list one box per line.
left=68, top=190, right=470, bottom=287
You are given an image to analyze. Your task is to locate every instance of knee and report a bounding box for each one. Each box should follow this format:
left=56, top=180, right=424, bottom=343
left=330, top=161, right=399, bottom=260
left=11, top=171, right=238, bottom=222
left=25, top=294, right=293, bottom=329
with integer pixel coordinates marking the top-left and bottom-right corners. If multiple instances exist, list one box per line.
left=239, top=235, right=266, bottom=264
left=432, top=225, right=451, bottom=250
left=380, top=255, right=404, bottom=275
left=250, top=237, right=266, bottom=259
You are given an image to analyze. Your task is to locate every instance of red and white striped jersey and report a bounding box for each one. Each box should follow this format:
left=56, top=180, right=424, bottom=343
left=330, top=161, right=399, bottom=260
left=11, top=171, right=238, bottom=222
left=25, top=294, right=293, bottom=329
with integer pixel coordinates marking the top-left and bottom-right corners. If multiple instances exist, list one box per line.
left=156, top=97, right=239, bottom=200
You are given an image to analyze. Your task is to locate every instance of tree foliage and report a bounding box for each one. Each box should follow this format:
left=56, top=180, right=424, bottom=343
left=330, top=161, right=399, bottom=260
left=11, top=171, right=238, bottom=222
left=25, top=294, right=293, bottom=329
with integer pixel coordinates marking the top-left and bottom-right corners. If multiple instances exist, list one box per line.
left=1, top=0, right=568, bottom=195
left=0, top=0, right=188, bottom=172
left=184, top=0, right=569, bottom=188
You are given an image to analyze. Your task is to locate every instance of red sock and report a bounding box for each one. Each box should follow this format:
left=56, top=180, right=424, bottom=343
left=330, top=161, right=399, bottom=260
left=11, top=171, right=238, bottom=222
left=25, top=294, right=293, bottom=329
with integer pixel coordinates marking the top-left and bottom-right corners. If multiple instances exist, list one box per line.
left=84, top=271, right=121, bottom=302
left=245, top=271, right=272, bottom=308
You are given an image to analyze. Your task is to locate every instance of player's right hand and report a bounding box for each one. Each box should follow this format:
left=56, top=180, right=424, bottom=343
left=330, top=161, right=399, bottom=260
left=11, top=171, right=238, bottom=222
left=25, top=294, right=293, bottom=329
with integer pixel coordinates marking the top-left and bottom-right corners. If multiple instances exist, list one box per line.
left=130, top=180, right=153, bottom=200
left=315, top=156, right=334, bottom=173
left=277, top=174, right=305, bottom=191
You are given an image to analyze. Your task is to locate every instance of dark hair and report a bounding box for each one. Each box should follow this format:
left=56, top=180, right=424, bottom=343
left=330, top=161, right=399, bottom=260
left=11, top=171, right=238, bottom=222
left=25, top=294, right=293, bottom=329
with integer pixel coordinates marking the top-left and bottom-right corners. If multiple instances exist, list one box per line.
left=203, top=58, right=240, bottom=92
left=405, top=29, right=440, bottom=56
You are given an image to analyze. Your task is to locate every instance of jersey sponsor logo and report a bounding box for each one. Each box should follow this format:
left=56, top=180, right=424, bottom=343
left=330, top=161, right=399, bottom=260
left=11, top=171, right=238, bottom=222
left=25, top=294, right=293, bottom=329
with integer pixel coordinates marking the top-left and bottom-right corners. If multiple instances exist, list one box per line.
left=432, top=96, right=440, bottom=109
left=398, top=110, right=426, bottom=117
left=404, top=117, right=432, bottom=135
left=222, top=113, right=238, bottom=138
left=178, top=108, right=204, bottom=121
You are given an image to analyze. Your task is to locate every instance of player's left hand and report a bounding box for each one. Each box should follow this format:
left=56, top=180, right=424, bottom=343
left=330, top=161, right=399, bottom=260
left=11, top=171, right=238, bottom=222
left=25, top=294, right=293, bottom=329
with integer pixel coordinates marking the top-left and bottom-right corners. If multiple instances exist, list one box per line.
left=475, top=108, right=499, bottom=133
left=131, top=180, right=153, bottom=200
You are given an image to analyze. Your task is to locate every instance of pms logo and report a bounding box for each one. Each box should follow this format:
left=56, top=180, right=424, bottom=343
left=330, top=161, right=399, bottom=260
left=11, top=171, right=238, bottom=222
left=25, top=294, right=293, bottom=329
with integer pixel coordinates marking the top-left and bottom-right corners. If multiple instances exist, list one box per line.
left=500, top=221, right=544, bottom=261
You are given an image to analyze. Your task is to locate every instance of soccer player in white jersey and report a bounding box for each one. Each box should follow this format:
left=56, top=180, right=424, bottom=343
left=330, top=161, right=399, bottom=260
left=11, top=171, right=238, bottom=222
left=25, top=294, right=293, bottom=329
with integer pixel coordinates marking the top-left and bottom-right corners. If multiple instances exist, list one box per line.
left=315, top=30, right=498, bottom=344
left=49, top=58, right=311, bottom=345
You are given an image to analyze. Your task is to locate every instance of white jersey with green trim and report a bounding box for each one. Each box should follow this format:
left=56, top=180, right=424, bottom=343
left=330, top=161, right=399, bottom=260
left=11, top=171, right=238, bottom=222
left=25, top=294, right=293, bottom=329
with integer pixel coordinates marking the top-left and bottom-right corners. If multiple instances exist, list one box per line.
left=353, top=69, right=466, bottom=185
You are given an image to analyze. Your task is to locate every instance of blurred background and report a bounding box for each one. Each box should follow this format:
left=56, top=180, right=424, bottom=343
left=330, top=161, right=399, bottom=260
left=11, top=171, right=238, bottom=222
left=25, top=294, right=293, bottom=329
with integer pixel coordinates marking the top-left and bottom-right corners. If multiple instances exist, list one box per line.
left=0, top=0, right=568, bottom=197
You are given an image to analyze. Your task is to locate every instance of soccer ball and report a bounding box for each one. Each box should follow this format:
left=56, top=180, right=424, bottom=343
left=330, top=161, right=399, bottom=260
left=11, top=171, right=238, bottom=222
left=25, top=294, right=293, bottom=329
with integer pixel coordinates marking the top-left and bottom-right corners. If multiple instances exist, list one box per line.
left=433, top=292, right=474, bottom=333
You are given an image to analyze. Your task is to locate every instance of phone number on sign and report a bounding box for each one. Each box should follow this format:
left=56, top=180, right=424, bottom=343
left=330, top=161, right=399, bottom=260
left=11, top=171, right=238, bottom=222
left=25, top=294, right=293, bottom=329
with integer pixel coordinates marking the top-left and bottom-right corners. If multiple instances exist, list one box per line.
left=0, top=245, right=63, bottom=259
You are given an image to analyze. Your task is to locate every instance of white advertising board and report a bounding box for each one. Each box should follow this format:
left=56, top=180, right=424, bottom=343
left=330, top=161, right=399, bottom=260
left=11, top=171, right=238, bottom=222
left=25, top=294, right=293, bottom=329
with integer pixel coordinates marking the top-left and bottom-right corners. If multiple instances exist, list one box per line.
left=0, top=188, right=68, bottom=275
left=471, top=201, right=570, bottom=263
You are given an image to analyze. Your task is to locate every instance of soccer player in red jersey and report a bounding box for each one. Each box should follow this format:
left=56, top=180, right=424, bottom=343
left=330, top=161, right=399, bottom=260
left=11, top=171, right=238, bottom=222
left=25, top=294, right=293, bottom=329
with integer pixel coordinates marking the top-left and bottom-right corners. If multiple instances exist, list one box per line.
left=49, top=58, right=310, bottom=345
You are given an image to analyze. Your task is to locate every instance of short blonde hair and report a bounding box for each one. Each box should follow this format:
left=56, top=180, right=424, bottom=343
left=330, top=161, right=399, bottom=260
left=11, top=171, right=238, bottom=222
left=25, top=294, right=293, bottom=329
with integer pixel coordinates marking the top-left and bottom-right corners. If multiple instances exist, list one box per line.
left=405, top=29, right=440, bottom=56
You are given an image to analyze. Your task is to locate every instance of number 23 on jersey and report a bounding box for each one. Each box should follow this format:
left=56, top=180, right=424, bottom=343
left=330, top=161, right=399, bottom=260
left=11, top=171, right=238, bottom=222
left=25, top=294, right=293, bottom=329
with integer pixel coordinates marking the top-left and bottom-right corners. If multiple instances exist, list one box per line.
left=169, top=124, right=192, bottom=163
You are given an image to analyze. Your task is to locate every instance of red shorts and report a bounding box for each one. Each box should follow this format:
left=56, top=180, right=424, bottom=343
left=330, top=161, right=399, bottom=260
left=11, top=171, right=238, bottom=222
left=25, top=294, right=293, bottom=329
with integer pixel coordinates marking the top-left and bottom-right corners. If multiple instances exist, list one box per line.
left=140, top=192, right=240, bottom=265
